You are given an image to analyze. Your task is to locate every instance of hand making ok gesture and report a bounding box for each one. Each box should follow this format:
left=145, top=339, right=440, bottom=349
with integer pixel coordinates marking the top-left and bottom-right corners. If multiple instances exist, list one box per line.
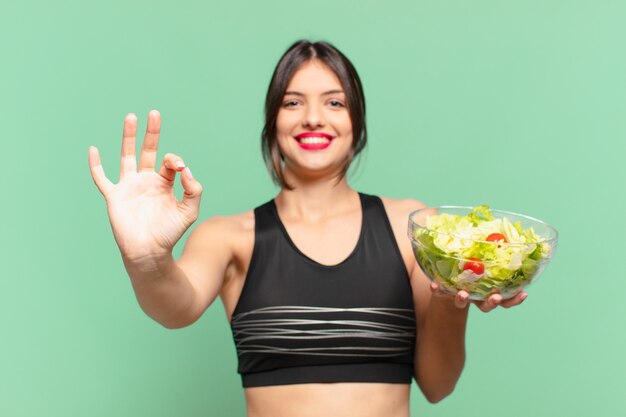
left=88, top=110, right=203, bottom=262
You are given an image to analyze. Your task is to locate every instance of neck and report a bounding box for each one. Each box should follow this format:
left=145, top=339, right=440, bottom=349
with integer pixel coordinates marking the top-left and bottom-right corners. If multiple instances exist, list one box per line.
left=274, top=175, right=357, bottom=222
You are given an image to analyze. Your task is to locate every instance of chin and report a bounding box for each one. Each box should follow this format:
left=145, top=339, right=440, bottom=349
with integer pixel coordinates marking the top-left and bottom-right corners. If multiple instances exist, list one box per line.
left=286, top=160, right=347, bottom=181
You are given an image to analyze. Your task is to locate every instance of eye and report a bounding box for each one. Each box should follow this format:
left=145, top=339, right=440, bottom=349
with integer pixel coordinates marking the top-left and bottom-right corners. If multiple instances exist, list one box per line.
left=329, top=99, right=345, bottom=108
left=283, top=100, right=300, bottom=108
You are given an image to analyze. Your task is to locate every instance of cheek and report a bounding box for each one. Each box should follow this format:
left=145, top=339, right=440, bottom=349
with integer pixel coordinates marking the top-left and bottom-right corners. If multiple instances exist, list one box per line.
left=329, top=113, right=353, bottom=136
left=276, top=111, right=297, bottom=136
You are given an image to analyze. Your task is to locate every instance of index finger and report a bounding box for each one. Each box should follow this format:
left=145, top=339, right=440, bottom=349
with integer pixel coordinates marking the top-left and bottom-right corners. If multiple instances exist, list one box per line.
left=138, top=110, right=161, bottom=172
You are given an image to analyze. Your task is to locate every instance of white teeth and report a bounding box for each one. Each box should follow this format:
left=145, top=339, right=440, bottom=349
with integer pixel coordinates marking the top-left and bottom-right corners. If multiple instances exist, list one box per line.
left=299, top=136, right=330, bottom=144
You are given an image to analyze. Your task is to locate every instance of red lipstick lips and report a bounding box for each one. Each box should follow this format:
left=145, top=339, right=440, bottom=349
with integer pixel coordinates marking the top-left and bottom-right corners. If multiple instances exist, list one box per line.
left=294, top=132, right=334, bottom=150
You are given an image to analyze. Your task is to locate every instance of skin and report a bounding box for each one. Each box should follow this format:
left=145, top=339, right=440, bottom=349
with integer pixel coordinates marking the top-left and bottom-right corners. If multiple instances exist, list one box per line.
left=88, top=60, right=526, bottom=417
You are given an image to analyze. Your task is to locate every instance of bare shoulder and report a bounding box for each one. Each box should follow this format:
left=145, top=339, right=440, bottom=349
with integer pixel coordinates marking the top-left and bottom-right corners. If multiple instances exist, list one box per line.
left=378, top=197, right=433, bottom=315
left=379, top=196, right=428, bottom=224
left=192, top=210, right=255, bottom=240
left=197, top=210, right=254, bottom=232
left=180, top=209, right=255, bottom=268
left=172, top=210, right=255, bottom=325
left=378, top=196, right=427, bottom=241
left=377, top=196, right=427, bottom=272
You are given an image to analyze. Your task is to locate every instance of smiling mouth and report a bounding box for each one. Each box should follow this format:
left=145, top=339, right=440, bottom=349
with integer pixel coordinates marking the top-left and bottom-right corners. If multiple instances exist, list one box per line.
left=294, top=135, right=333, bottom=150
left=297, top=136, right=331, bottom=145
left=294, top=132, right=335, bottom=148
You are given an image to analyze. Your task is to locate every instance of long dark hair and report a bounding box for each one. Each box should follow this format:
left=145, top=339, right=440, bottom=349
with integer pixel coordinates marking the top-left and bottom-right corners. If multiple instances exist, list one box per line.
left=261, top=40, right=367, bottom=189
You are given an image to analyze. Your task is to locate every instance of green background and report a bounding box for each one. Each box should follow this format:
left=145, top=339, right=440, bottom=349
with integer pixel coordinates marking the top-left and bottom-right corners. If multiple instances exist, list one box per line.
left=2, top=0, right=625, bottom=416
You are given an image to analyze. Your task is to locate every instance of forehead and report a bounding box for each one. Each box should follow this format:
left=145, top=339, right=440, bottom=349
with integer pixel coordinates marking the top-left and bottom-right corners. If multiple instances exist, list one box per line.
left=285, top=60, right=344, bottom=93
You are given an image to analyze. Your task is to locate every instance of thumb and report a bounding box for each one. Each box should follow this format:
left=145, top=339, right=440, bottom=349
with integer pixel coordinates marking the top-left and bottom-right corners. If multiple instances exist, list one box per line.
left=179, top=167, right=203, bottom=218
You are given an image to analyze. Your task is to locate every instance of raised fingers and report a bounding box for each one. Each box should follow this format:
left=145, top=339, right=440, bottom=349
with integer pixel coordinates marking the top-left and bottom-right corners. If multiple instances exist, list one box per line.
left=158, top=153, right=186, bottom=182
left=120, top=113, right=138, bottom=179
left=88, top=146, right=114, bottom=197
left=138, top=110, right=161, bottom=172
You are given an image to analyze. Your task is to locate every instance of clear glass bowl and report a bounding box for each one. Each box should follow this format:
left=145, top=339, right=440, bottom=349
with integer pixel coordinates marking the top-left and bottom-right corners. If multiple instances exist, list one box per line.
left=408, top=206, right=558, bottom=300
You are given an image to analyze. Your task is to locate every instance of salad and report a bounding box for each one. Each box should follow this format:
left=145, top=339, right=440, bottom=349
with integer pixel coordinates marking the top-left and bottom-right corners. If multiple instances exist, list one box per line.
left=411, top=206, right=554, bottom=299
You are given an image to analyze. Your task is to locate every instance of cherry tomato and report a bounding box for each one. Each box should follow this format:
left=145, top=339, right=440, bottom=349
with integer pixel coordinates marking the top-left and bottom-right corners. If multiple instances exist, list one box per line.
left=486, top=233, right=507, bottom=247
left=463, top=258, right=484, bottom=275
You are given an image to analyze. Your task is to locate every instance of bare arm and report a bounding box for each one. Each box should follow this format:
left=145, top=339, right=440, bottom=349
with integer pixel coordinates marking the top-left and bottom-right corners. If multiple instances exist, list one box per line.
left=412, top=266, right=527, bottom=402
left=384, top=198, right=527, bottom=403
left=386, top=198, right=468, bottom=402
left=89, top=111, right=235, bottom=329
left=411, top=265, right=468, bottom=403
left=380, top=197, right=465, bottom=401
left=122, top=217, right=236, bottom=329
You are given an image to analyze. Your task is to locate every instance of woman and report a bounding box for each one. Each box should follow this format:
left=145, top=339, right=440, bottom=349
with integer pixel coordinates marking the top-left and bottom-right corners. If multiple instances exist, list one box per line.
left=88, top=40, right=526, bottom=417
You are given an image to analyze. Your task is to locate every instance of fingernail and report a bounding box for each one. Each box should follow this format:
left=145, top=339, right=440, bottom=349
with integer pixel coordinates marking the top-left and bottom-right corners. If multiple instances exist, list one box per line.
left=176, top=160, right=185, bottom=169
left=185, top=167, right=193, bottom=180
left=520, top=293, right=528, bottom=302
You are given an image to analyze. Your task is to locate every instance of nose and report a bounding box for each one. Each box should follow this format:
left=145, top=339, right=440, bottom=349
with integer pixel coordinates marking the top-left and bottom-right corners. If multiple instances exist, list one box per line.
left=302, top=103, right=324, bottom=128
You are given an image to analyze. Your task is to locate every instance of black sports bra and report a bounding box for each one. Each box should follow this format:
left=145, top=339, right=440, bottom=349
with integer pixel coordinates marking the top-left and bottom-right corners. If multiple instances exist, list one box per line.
left=230, top=193, right=416, bottom=387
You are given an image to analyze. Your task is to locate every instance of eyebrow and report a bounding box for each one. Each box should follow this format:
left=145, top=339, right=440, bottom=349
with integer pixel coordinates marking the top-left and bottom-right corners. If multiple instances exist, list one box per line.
left=284, top=89, right=345, bottom=96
